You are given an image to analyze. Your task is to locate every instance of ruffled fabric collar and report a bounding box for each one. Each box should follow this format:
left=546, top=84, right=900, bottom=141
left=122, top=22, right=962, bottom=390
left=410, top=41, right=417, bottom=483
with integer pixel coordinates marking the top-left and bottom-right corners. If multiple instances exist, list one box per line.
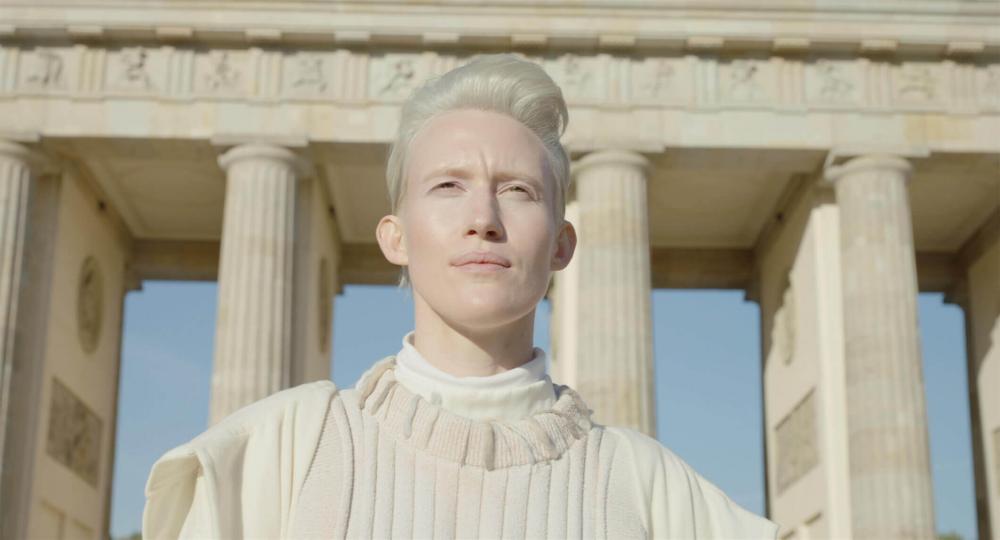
left=353, top=356, right=594, bottom=470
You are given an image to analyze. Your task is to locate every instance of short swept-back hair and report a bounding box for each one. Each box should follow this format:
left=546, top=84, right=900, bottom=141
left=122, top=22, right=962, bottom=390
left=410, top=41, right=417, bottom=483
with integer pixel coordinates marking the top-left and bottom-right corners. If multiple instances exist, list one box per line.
left=384, top=53, right=571, bottom=289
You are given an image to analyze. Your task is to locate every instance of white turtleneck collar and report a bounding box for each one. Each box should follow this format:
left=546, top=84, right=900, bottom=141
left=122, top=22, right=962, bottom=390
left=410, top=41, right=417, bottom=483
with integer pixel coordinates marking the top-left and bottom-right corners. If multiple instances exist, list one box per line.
left=392, top=330, right=557, bottom=421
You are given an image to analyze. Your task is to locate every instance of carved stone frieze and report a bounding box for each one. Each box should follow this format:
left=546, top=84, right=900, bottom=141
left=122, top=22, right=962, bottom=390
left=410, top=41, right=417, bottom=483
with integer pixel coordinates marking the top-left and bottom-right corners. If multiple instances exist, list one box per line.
left=2, top=44, right=998, bottom=114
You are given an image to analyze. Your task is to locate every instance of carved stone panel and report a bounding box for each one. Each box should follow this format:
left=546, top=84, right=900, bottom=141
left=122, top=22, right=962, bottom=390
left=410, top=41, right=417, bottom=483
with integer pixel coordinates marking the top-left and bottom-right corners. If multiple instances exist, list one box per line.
left=19, top=47, right=71, bottom=93
left=805, top=59, right=864, bottom=107
left=980, top=66, right=1000, bottom=110
left=892, top=62, right=947, bottom=109
left=368, top=53, right=425, bottom=102
left=77, top=256, right=103, bottom=354
left=105, top=46, right=166, bottom=94
left=45, top=377, right=103, bottom=488
left=719, top=59, right=777, bottom=105
left=195, top=50, right=248, bottom=97
left=776, top=388, right=819, bottom=494
left=544, top=53, right=604, bottom=103
left=284, top=51, right=335, bottom=99
left=631, top=57, right=693, bottom=105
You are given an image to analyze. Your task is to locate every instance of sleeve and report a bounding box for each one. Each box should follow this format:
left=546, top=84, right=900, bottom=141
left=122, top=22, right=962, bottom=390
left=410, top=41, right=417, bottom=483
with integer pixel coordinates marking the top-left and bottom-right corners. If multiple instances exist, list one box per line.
left=608, top=426, right=781, bottom=539
left=177, top=470, right=213, bottom=538
left=142, top=444, right=214, bottom=539
left=141, top=380, right=338, bottom=539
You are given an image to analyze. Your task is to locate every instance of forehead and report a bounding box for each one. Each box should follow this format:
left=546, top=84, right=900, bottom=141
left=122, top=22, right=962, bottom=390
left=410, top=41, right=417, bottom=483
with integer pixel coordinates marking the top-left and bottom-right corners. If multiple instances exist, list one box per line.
left=405, top=109, right=548, bottom=178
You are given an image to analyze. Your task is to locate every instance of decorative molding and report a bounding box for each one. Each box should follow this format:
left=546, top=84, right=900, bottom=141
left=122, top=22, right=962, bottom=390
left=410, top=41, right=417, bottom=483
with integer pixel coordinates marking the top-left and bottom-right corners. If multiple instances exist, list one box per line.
left=2, top=45, right=997, bottom=115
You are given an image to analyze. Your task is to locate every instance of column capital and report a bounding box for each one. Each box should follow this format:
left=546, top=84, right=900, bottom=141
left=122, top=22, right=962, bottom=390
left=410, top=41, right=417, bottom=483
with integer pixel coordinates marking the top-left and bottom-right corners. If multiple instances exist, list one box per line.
left=571, top=149, right=650, bottom=179
left=217, top=142, right=311, bottom=178
left=822, top=146, right=929, bottom=183
left=0, top=140, right=57, bottom=175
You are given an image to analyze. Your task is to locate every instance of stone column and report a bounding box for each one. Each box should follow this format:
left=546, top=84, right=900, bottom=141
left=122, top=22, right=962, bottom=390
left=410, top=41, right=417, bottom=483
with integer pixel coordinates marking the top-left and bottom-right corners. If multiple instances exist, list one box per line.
left=825, top=153, right=936, bottom=538
left=0, top=140, right=50, bottom=540
left=552, top=149, right=655, bottom=436
left=210, top=143, right=308, bottom=425
left=0, top=141, right=34, bottom=436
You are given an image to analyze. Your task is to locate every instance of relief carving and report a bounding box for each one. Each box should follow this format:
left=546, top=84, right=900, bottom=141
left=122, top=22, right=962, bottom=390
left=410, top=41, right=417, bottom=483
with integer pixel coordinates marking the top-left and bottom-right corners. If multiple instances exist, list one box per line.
left=115, top=47, right=154, bottom=91
left=23, top=49, right=65, bottom=90
left=77, top=256, right=103, bottom=354
left=721, top=60, right=768, bottom=102
left=895, top=63, right=940, bottom=103
left=980, top=66, right=1000, bottom=108
left=290, top=53, right=329, bottom=94
left=805, top=60, right=863, bottom=105
left=46, top=377, right=103, bottom=488
left=633, top=58, right=685, bottom=102
left=815, top=60, right=854, bottom=101
left=776, top=389, right=819, bottom=494
left=200, top=51, right=243, bottom=93
left=372, top=55, right=418, bottom=99
left=7, top=45, right=998, bottom=115
left=561, top=54, right=593, bottom=95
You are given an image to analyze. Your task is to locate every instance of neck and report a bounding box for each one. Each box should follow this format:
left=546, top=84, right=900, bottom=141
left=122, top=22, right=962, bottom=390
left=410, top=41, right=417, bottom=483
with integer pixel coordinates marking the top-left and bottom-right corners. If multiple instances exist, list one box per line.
left=412, top=292, right=536, bottom=377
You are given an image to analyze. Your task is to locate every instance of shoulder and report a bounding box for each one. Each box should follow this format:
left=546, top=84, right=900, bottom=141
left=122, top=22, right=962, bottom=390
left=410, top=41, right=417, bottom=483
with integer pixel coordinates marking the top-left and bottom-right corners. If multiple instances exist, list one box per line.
left=202, top=379, right=340, bottom=441
left=602, top=426, right=780, bottom=539
left=146, top=379, right=339, bottom=491
left=143, top=380, right=341, bottom=537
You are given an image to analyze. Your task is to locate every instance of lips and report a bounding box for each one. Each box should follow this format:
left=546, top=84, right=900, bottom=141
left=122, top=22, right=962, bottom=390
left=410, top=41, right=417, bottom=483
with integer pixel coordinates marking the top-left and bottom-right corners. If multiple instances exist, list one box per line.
left=451, top=251, right=512, bottom=267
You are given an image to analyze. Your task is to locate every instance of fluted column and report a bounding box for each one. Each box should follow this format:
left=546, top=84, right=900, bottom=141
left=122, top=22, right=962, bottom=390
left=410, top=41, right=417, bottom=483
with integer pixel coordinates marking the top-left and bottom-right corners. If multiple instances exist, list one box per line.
left=0, top=142, right=34, bottom=412
left=0, top=140, right=49, bottom=540
left=554, top=149, right=655, bottom=436
left=210, top=143, right=307, bottom=425
left=825, top=153, right=935, bottom=539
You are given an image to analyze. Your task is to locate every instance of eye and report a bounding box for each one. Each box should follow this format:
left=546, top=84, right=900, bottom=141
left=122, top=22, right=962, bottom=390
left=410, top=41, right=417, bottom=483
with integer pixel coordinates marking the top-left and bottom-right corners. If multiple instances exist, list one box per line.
left=507, top=184, right=531, bottom=194
left=435, top=181, right=459, bottom=190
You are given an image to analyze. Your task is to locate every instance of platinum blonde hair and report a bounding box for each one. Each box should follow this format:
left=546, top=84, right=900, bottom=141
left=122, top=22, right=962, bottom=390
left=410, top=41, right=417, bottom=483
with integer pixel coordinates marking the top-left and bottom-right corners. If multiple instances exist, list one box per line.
left=384, top=52, right=571, bottom=289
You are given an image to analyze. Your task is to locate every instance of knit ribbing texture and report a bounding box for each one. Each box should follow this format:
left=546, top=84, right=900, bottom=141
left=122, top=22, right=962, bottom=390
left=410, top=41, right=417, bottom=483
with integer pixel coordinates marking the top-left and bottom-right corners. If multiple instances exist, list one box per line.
left=290, top=356, right=646, bottom=539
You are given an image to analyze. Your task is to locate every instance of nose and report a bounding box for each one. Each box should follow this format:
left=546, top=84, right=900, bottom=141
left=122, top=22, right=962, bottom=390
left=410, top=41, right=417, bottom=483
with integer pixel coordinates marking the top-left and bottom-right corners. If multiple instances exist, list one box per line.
left=465, top=186, right=504, bottom=241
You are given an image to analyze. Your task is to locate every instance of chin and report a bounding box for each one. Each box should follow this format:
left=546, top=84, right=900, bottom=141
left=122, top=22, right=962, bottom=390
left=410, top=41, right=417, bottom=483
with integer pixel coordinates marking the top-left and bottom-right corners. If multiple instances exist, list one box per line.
left=442, top=296, right=537, bottom=327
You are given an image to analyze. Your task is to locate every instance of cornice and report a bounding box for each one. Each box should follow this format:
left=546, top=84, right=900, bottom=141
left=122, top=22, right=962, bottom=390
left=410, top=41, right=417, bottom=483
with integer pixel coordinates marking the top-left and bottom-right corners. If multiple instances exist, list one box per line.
left=2, top=2, right=1000, bottom=55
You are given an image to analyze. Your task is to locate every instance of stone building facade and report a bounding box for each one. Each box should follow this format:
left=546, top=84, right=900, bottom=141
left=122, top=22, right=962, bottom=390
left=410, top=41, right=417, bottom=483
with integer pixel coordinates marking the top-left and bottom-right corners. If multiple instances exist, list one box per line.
left=0, top=1, right=998, bottom=538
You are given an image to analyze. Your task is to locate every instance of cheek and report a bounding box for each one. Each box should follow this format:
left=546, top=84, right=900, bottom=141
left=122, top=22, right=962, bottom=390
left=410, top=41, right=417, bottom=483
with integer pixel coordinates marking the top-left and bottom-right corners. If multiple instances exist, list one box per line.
left=403, top=213, right=450, bottom=259
left=512, top=214, right=555, bottom=264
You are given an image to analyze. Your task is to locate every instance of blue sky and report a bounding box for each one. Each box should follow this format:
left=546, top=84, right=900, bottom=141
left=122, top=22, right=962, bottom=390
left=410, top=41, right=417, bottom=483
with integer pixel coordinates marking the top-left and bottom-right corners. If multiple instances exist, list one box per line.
left=110, top=282, right=977, bottom=539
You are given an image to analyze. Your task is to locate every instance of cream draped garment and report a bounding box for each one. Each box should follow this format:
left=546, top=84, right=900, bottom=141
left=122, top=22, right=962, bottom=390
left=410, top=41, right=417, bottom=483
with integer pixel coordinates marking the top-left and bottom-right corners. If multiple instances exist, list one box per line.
left=142, top=332, right=781, bottom=539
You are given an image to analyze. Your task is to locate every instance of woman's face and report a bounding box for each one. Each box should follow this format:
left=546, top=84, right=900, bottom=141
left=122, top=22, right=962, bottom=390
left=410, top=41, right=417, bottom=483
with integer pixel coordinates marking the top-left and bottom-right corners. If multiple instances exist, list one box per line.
left=378, top=108, right=575, bottom=331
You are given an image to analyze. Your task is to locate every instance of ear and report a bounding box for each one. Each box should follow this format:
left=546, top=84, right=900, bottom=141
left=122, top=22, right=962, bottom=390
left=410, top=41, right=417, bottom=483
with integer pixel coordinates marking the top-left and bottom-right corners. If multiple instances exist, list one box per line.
left=550, top=219, right=577, bottom=271
left=376, top=214, right=408, bottom=266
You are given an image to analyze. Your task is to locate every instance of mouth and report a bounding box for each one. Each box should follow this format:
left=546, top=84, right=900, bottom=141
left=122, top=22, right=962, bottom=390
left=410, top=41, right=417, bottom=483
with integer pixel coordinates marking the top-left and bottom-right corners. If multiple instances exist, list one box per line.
left=454, top=262, right=509, bottom=273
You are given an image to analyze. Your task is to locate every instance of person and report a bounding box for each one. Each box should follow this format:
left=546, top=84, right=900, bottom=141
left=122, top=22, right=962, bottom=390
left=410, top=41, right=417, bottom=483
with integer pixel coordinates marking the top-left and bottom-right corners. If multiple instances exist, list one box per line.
left=142, top=53, right=780, bottom=539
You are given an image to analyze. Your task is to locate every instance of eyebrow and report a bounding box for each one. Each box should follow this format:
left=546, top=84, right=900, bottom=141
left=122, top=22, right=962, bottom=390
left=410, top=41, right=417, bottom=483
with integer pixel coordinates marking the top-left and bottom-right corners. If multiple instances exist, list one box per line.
left=421, top=165, right=543, bottom=187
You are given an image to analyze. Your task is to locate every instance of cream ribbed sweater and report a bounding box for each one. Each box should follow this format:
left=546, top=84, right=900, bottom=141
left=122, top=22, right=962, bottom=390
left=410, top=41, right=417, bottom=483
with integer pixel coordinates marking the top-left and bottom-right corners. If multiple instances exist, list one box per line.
left=144, top=344, right=779, bottom=539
